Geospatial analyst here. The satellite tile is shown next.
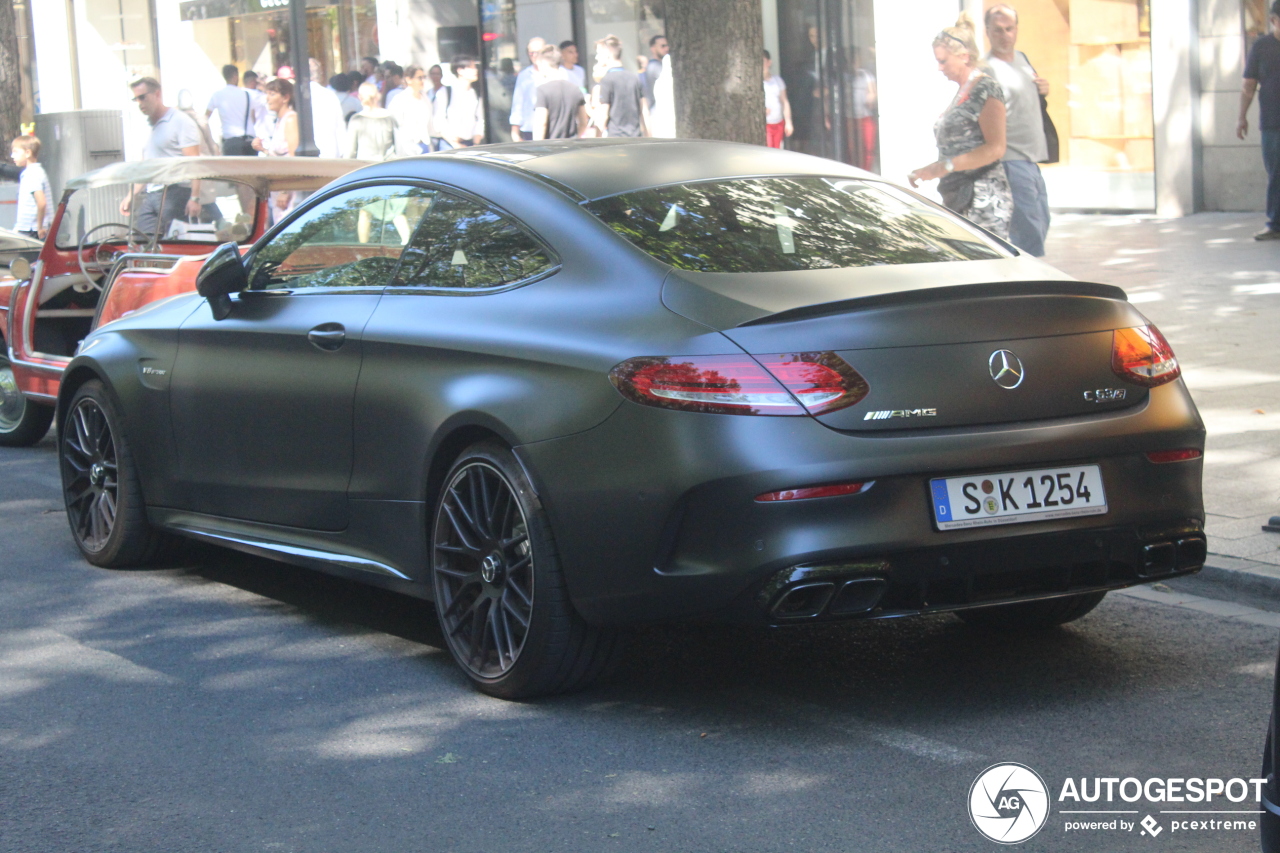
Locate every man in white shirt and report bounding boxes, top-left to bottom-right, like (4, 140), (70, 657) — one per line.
(120, 77), (205, 237)
(509, 37), (547, 140)
(558, 41), (586, 90)
(391, 65), (434, 155)
(985, 4), (1051, 256)
(308, 58), (348, 158)
(205, 64), (266, 156)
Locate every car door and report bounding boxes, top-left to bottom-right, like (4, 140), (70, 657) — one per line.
(169, 183), (436, 529)
(348, 189), (565, 504)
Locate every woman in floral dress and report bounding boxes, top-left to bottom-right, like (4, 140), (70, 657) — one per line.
(909, 13), (1012, 240)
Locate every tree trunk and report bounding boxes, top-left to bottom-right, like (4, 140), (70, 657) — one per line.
(0, 0), (20, 144)
(666, 0), (765, 145)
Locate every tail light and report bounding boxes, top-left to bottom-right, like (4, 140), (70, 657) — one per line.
(756, 481), (875, 502)
(1111, 325), (1181, 388)
(609, 353), (869, 417)
(610, 355), (806, 415)
(1146, 449), (1201, 463)
(753, 352), (870, 414)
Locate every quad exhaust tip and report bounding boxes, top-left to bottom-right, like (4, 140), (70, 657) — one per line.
(769, 577), (888, 620)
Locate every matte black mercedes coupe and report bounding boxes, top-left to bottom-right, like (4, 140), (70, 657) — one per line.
(57, 140), (1206, 697)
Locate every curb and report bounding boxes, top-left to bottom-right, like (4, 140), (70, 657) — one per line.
(1193, 555), (1280, 601)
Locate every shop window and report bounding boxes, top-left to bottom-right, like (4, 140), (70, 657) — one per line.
(988, 0), (1154, 196)
(777, 0), (878, 172)
(581, 0), (665, 79)
(1246, 0), (1270, 49)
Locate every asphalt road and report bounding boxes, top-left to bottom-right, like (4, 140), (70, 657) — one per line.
(1, 432), (1275, 853)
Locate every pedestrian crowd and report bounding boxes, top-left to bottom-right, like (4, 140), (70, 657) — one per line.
(17, 0), (1276, 257)
(189, 30), (672, 170)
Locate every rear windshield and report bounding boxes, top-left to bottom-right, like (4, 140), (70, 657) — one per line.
(585, 177), (1008, 273)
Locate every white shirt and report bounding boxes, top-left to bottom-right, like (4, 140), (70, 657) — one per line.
(509, 65), (537, 132)
(390, 88), (433, 154)
(308, 81), (347, 158)
(446, 83), (484, 141)
(563, 64), (586, 90)
(764, 75), (786, 124)
(206, 85), (264, 138)
(15, 162), (51, 230)
(428, 86), (449, 137)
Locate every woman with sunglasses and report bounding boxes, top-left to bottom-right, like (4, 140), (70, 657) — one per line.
(908, 13), (1011, 240)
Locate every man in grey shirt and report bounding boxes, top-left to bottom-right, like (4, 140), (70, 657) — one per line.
(985, 5), (1050, 256)
(120, 76), (205, 239)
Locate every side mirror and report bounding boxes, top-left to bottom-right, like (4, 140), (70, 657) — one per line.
(196, 242), (247, 321)
(9, 257), (31, 281)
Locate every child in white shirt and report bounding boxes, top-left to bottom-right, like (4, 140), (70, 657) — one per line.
(11, 135), (52, 239)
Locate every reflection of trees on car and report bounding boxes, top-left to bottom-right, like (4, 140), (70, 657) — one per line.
(394, 194), (554, 290)
(252, 187), (435, 290)
(588, 177), (1003, 273)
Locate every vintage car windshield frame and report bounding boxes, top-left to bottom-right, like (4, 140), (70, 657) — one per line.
(54, 178), (261, 252)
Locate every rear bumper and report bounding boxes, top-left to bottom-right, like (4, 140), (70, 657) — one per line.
(518, 381), (1205, 626)
(746, 521), (1204, 624)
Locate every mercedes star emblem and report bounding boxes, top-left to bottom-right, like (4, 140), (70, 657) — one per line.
(988, 350), (1025, 389)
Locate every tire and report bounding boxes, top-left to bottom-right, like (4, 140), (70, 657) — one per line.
(956, 591), (1107, 630)
(431, 441), (621, 699)
(59, 379), (168, 567)
(0, 354), (53, 447)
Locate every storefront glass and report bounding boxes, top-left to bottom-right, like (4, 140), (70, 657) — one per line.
(1001, 0), (1155, 209)
(182, 0), (378, 80)
(1247, 0), (1270, 47)
(480, 0), (519, 143)
(776, 0), (879, 172)
(580, 0), (665, 80)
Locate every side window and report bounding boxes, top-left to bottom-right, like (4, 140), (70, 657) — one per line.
(249, 185), (436, 290)
(393, 192), (555, 290)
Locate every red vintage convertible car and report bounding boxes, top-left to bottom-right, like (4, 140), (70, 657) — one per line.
(0, 157), (367, 445)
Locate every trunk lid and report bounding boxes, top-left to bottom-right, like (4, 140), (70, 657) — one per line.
(662, 264), (1153, 431)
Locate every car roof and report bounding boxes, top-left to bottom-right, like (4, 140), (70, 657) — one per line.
(66, 156), (374, 194)
(430, 139), (876, 201)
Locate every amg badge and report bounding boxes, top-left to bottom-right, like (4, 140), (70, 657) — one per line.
(864, 408), (938, 420)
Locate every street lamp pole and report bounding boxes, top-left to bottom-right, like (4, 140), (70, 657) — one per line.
(289, 0), (319, 156)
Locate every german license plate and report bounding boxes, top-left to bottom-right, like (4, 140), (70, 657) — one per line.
(930, 465), (1107, 530)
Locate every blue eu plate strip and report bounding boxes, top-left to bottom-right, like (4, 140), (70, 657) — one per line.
(930, 479), (952, 522)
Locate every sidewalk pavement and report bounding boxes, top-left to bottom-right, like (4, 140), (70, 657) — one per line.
(1043, 212), (1280, 597)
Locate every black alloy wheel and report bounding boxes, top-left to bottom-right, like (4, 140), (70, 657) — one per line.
(62, 393), (118, 552)
(0, 355), (53, 447)
(59, 380), (167, 567)
(431, 443), (620, 698)
(435, 459), (535, 678)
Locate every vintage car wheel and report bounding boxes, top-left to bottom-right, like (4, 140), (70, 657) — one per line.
(956, 591), (1107, 630)
(59, 380), (167, 567)
(0, 355), (53, 447)
(431, 443), (620, 699)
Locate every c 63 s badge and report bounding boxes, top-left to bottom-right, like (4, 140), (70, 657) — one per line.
(1083, 388), (1127, 403)
(864, 408), (937, 421)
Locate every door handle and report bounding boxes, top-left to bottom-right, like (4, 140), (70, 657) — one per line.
(307, 324), (346, 351)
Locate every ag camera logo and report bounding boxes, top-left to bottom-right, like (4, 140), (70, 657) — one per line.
(969, 763), (1050, 844)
